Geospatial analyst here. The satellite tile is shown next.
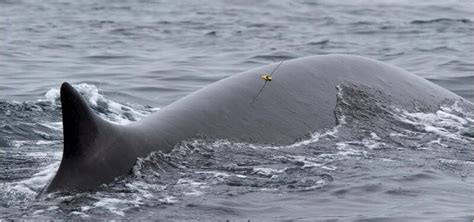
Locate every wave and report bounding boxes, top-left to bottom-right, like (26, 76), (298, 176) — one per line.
(410, 18), (471, 24)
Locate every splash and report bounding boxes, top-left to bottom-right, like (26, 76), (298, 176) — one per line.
(42, 83), (158, 125)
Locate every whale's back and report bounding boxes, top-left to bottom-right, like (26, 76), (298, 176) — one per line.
(142, 55), (463, 146)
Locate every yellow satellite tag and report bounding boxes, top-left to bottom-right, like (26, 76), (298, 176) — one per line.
(261, 75), (272, 81)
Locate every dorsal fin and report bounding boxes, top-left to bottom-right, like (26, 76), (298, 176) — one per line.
(44, 82), (134, 193)
(60, 82), (100, 159)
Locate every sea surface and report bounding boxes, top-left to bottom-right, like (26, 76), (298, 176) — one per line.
(1, 0), (473, 221)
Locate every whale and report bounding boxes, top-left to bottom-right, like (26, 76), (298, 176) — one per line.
(44, 54), (467, 193)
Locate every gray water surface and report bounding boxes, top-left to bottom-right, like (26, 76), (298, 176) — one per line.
(1, 0), (474, 221)
(1, 0), (473, 105)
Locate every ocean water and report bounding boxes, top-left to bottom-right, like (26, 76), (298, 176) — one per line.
(1, 0), (473, 221)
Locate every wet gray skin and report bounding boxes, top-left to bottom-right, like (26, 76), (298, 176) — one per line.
(45, 54), (468, 193)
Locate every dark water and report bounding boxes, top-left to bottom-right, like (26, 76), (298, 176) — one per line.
(1, 0), (474, 221)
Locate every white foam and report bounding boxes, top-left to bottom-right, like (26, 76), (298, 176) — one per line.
(125, 181), (166, 199)
(439, 158), (474, 165)
(427, 138), (448, 147)
(200, 121), (342, 151)
(35, 140), (57, 145)
(176, 178), (206, 186)
(0, 160), (60, 206)
(195, 171), (231, 178)
(370, 132), (381, 140)
(335, 142), (368, 157)
(32, 210), (44, 215)
(81, 206), (92, 212)
(287, 125), (341, 148)
(235, 174), (248, 178)
(47, 206), (59, 211)
(42, 83), (157, 125)
(253, 167), (287, 176)
(299, 179), (329, 191)
(259, 188), (279, 191)
(175, 178), (208, 197)
(11, 161), (60, 194)
(93, 197), (127, 217)
(159, 196), (178, 204)
(75, 84), (147, 124)
(322, 165), (337, 170)
(11, 140), (29, 148)
(43, 88), (60, 105)
(393, 104), (473, 141)
(286, 155), (322, 168)
(70, 211), (90, 217)
(361, 135), (385, 149)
